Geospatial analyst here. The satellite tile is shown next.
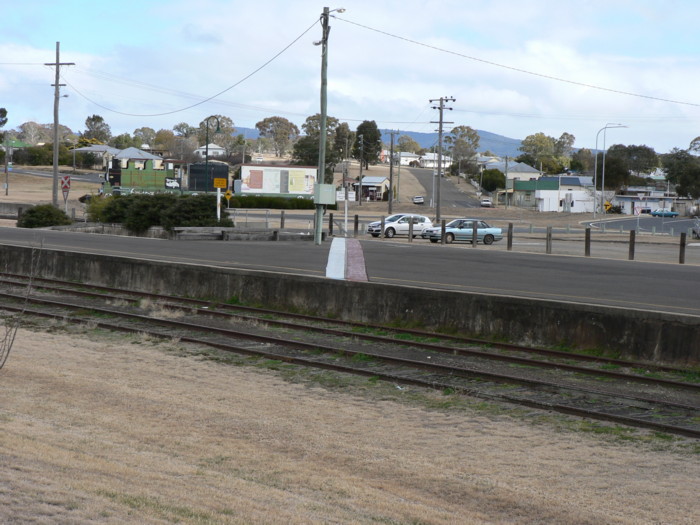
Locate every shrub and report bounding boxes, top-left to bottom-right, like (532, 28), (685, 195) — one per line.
(160, 194), (232, 231)
(16, 204), (73, 228)
(123, 193), (178, 234)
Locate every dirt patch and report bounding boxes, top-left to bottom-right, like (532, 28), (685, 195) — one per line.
(1, 323), (697, 524)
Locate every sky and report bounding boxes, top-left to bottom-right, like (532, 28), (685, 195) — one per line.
(2, 0), (700, 154)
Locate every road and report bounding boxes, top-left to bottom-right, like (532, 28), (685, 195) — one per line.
(0, 227), (698, 317)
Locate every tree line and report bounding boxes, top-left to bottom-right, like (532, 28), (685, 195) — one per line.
(1, 106), (699, 197)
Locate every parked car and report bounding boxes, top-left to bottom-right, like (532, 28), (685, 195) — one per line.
(692, 217), (700, 239)
(412, 195), (425, 205)
(424, 218), (503, 245)
(165, 178), (180, 189)
(480, 198), (493, 208)
(367, 213), (432, 238)
(650, 209), (679, 217)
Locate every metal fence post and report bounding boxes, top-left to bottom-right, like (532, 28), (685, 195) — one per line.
(679, 232), (687, 264)
(280, 210), (285, 229)
(585, 227), (591, 257)
(507, 223), (513, 251)
(353, 214), (359, 238)
(546, 226), (552, 254)
(628, 230), (636, 260)
(328, 212), (333, 236)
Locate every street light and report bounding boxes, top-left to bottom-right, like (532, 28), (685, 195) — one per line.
(204, 115), (221, 192)
(593, 123), (626, 217)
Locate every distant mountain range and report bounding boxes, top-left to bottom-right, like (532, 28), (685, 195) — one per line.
(378, 129), (523, 158)
(236, 127), (524, 158)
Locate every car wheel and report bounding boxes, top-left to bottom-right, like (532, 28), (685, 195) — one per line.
(483, 234), (494, 245)
(445, 233), (455, 244)
(385, 228), (396, 238)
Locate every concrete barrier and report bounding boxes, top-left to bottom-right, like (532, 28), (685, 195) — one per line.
(0, 244), (697, 366)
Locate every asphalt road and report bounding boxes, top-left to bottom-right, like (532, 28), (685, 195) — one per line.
(0, 227), (698, 317)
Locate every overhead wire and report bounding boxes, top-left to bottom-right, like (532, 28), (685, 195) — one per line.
(61, 17), (320, 117)
(335, 16), (700, 109)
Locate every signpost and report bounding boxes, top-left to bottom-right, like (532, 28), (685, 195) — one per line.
(213, 178), (227, 221)
(60, 175), (70, 213)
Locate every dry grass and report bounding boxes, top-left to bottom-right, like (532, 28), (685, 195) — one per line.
(1, 325), (698, 524)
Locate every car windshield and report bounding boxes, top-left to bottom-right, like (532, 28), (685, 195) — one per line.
(385, 214), (405, 223)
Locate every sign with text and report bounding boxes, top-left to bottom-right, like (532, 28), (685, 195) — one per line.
(213, 177), (227, 189)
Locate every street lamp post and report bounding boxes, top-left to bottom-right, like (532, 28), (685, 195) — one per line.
(204, 116), (221, 193)
(593, 123), (626, 217)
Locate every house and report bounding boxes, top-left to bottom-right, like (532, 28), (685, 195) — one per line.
(510, 175), (595, 213)
(397, 152), (421, 166)
(418, 152), (452, 169)
(353, 175), (390, 201)
(194, 143), (226, 158)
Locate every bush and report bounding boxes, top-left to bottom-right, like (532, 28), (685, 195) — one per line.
(160, 194), (232, 231)
(123, 193), (178, 234)
(17, 204), (73, 228)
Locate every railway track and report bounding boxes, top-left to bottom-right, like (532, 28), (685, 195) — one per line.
(1, 273), (699, 438)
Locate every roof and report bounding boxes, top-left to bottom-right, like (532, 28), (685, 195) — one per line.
(357, 176), (389, 185)
(114, 147), (163, 160)
(72, 144), (121, 154)
(488, 161), (540, 174)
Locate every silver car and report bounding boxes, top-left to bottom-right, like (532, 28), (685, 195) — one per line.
(424, 218), (503, 245)
(367, 214), (433, 238)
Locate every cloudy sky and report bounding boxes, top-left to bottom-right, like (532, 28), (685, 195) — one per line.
(2, 0), (699, 153)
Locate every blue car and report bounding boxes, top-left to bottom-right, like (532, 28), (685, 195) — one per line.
(650, 209), (679, 217)
(425, 219), (503, 245)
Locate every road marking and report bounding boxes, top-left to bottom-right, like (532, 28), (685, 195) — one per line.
(326, 238), (346, 280)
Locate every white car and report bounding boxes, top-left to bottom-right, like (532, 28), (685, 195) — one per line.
(412, 195), (425, 205)
(165, 178), (180, 189)
(367, 214), (433, 238)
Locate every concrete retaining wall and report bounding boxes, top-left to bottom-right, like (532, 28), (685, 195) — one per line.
(0, 244), (697, 365)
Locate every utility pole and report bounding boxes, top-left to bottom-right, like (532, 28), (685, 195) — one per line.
(357, 133), (364, 206)
(388, 130), (398, 214)
(44, 42), (74, 208)
(430, 97), (454, 223)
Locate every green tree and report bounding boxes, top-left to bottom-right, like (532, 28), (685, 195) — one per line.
(255, 116), (299, 157)
(662, 148), (700, 198)
(301, 113), (339, 137)
(606, 144), (658, 176)
(0, 108), (7, 130)
(173, 122), (197, 138)
(332, 122), (354, 161)
(570, 148), (594, 173)
(154, 129), (176, 153)
(111, 133), (137, 149)
(397, 135), (420, 153)
(554, 132), (576, 157)
(596, 154), (629, 190)
(480, 168), (505, 192)
(83, 115), (111, 143)
(352, 120), (382, 169)
(133, 127), (156, 148)
(444, 125), (480, 162)
(18, 121), (45, 145)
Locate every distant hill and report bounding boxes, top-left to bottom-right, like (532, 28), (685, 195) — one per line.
(379, 129), (523, 158)
(236, 126), (523, 158)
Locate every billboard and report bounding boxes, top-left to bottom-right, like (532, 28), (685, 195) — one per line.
(240, 164), (317, 196)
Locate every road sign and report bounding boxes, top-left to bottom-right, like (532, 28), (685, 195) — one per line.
(604, 201), (612, 211)
(224, 190), (232, 201)
(61, 175), (71, 203)
(213, 177), (227, 189)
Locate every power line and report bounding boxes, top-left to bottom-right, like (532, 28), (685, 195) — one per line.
(336, 16), (700, 109)
(62, 18), (319, 117)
